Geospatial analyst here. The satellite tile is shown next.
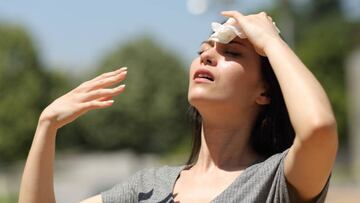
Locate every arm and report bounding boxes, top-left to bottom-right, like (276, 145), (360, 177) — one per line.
(264, 37), (337, 200)
(19, 67), (128, 203)
(222, 11), (338, 200)
(18, 119), (57, 203)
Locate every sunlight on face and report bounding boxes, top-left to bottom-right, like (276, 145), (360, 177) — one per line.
(187, 37), (266, 115)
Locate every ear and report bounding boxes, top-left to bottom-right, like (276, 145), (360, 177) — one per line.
(256, 91), (271, 105)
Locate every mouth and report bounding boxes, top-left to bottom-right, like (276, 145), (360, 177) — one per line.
(193, 69), (215, 82)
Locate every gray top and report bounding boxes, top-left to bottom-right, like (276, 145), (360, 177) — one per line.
(101, 149), (329, 203)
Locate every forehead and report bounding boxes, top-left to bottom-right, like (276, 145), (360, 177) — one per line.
(201, 37), (253, 49)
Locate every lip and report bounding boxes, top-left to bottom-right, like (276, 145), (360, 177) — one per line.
(193, 68), (215, 83)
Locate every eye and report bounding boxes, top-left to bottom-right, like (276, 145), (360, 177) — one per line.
(197, 50), (204, 55)
(224, 51), (242, 57)
(197, 48), (209, 56)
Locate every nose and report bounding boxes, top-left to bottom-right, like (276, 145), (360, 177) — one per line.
(200, 48), (218, 66)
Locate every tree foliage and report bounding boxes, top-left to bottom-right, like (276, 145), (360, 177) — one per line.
(270, 0), (357, 146)
(75, 36), (191, 154)
(293, 0), (355, 145)
(0, 24), (50, 162)
(0, 0), (358, 162)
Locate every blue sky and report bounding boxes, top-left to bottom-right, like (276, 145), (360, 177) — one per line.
(0, 0), (358, 73)
(0, 0), (274, 73)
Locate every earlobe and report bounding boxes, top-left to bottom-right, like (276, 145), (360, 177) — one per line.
(256, 92), (271, 105)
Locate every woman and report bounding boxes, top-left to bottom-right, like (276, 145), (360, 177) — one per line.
(19, 11), (338, 203)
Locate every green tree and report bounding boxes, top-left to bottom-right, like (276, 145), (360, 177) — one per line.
(292, 0), (356, 147)
(77, 36), (191, 154)
(270, 0), (357, 147)
(0, 24), (50, 162)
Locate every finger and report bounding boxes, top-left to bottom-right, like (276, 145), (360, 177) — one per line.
(97, 95), (113, 102)
(89, 67), (127, 83)
(81, 100), (115, 112)
(259, 11), (267, 17)
(86, 71), (127, 91)
(221, 10), (245, 21)
(77, 67), (127, 91)
(82, 84), (126, 102)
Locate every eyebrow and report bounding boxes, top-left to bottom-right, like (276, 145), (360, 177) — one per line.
(200, 40), (214, 46)
(200, 39), (247, 48)
(228, 40), (248, 48)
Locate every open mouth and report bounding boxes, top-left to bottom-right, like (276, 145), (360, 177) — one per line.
(194, 69), (215, 82)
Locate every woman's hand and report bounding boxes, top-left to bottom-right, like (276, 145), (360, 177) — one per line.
(221, 10), (282, 56)
(40, 67), (127, 130)
(20, 68), (127, 203)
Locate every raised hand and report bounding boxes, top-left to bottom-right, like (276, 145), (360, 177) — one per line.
(221, 11), (282, 56)
(40, 67), (127, 130)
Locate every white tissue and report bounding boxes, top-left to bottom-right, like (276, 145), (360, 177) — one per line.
(209, 17), (281, 44)
(209, 18), (246, 44)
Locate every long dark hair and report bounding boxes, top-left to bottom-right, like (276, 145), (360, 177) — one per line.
(186, 56), (295, 165)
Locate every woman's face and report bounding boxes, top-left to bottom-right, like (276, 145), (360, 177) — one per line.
(188, 37), (269, 113)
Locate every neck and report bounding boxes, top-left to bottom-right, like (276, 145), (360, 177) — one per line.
(191, 109), (261, 174)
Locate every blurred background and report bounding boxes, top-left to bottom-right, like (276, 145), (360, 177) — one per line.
(0, 0), (359, 202)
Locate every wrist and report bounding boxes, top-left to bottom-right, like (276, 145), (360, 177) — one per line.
(33, 117), (58, 143)
(38, 113), (59, 132)
(263, 36), (288, 56)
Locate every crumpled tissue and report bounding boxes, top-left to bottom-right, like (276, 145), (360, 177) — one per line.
(209, 17), (280, 44)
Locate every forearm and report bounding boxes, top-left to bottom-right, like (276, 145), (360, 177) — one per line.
(17, 68), (126, 203)
(264, 38), (337, 139)
(19, 118), (57, 203)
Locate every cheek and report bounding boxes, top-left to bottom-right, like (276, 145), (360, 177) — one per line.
(188, 58), (199, 79)
(218, 61), (260, 99)
(218, 61), (245, 86)
(187, 58), (198, 95)
(192, 56), (200, 66)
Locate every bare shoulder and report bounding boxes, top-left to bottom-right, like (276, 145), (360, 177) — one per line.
(79, 194), (102, 203)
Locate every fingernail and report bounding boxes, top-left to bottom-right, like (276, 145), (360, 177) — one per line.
(118, 84), (126, 88)
(116, 67), (127, 71)
(121, 71), (127, 75)
(107, 100), (114, 103)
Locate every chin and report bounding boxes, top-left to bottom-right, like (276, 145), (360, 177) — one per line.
(188, 86), (207, 103)
(188, 90), (222, 110)
(188, 92), (204, 108)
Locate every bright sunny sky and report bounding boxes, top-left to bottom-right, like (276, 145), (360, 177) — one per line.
(0, 0), (358, 73)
